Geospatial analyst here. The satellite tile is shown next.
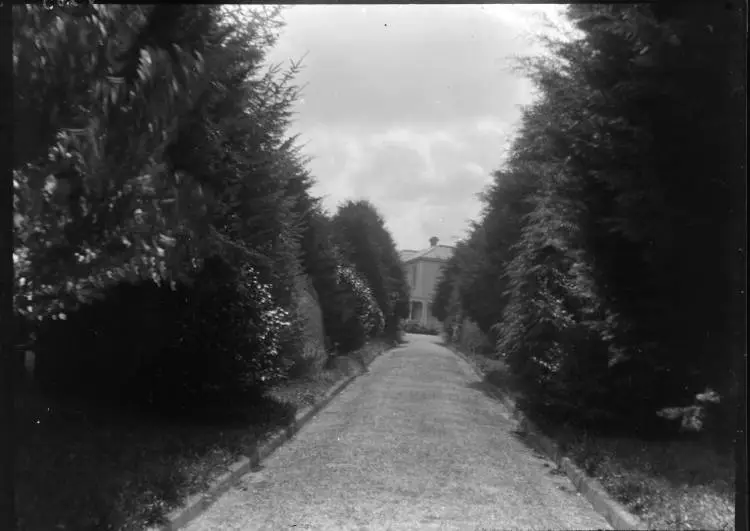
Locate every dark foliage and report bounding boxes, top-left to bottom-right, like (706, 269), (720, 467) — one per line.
(34, 256), (288, 414)
(332, 200), (410, 341)
(402, 321), (440, 336)
(440, 4), (744, 444)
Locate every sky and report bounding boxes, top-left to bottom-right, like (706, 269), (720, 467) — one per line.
(265, 4), (571, 251)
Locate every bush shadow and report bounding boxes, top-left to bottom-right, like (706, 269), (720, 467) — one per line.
(15, 385), (297, 531)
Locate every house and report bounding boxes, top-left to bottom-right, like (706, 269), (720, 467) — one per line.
(399, 236), (454, 330)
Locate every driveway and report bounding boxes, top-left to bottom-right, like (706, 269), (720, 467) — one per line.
(184, 334), (611, 530)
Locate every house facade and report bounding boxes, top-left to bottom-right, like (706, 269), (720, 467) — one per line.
(399, 236), (454, 330)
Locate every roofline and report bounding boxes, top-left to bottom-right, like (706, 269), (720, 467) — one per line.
(402, 254), (453, 265)
(403, 256), (450, 263)
(399, 245), (455, 253)
(399, 244), (455, 264)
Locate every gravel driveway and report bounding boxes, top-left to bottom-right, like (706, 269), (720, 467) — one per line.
(184, 334), (611, 530)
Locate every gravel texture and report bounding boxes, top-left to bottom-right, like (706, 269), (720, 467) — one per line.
(183, 334), (611, 530)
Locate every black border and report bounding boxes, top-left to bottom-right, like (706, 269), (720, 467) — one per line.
(0, 2), (15, 530)
(0, 4), (746, 531)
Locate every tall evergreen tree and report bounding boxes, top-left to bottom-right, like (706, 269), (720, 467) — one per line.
(442, 3), (744, 440)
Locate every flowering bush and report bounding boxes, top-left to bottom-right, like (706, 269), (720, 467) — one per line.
(336, 265), (384, 338)
(34, 255), (290, 412)
(241, 264), (292, 384)
(141, 256), (291, 407)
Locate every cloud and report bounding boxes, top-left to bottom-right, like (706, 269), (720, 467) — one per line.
(265, 5), (561, 249)
(270, 5), (542, 129)
(302, 119), (509, 249)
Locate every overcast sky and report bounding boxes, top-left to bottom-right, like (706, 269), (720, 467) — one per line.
(265, 4), (570, 251)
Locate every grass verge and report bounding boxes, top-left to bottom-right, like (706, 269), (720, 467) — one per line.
(15, 340), (389, 531)
(444, 338), (735, 531)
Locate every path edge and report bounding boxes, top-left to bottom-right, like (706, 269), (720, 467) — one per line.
(149, 342), (393, 531)
(443, 339), (647, 531)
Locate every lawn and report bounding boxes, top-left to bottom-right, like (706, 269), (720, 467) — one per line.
(446, 340), (736, 531)
(14, 341), (388, 531)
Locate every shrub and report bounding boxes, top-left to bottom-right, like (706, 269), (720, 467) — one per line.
(402, 320), (440, 336)
(336, 265), (384, 337)
(318, 265), (385, 354)
(34, 255), (290, 414)
(331, 200), (409, 341)
(161, 256), (291, 400)
(280, 274), (328, 380)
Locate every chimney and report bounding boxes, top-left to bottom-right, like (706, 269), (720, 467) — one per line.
(429, 236), (439, 247)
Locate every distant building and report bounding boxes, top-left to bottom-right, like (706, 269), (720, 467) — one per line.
(399, 236), (454, 329)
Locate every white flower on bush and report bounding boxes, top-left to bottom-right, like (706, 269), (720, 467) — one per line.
(239, 264), (290, 378)
(336, 266), (384, 336)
